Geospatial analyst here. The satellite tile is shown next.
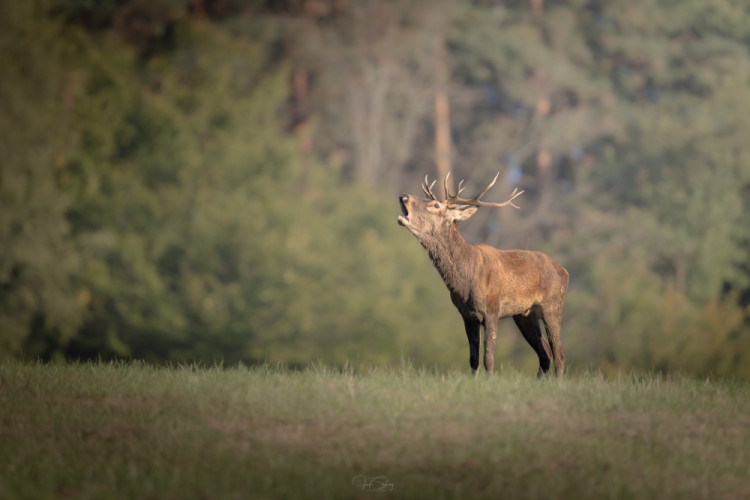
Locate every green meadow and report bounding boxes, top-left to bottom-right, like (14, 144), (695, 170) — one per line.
(1, 362), (749, 499)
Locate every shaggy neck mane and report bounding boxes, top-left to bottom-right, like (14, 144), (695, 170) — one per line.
(418, 222), (477, 300)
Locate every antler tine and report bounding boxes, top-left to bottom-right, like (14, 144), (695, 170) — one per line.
(422, 175), (438, 200)
(444, 171), (468, 200)
(474, 171), (500, 200)
(490, 186), (524, 209)
(444, 171), (453, 199)
(428, 179), (437, 199)
(457, 178), (466, 196)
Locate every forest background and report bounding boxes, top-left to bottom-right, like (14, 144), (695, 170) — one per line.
(3, 0), (750, 378)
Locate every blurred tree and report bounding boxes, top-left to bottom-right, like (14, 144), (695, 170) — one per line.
(446, 1), (617, 251)
(555, 0), (750, 376)
(48, 9), (463, 367)
(0, 2), (82, 359)
(282, 0), (455, 187)
(56, 17), (296, 361)
(586, 0), (750, 302)
(3, 0), (750, 376)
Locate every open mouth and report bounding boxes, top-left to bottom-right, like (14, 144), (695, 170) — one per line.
(397, 196), (409, 226)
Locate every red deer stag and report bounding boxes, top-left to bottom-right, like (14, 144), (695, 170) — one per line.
(397, 173), (568, 377)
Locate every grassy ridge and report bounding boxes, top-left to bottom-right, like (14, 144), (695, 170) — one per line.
(1, 363), (749, 499)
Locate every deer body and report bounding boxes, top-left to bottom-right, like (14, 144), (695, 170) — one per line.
(398, 174), (568, 377)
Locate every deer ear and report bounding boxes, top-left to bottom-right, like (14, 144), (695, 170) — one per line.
(448, 205), (478, 222)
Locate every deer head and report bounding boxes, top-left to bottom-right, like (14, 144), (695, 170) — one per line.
(397, 172), (523, 240)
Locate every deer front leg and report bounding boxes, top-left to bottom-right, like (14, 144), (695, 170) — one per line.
(463, 316), (480, 373)
(483, 319), (498, 374)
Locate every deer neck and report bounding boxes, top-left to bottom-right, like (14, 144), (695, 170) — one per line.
(421, 223), (476, 299)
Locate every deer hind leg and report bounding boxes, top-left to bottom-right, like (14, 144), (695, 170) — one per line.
(513, 313), (551, 378)
(483, 319), (498, 374)
(462, 316), (481, 374)
(541, 308), (566, 378)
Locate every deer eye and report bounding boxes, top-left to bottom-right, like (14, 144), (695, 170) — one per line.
(433, 203), (439, 209)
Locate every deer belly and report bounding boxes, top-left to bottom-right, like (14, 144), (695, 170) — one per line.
(492, 287), (543, 318)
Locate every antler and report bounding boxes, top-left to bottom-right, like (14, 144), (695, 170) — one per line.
(422, 175), (438, 200)
(444, 171), (524, 209)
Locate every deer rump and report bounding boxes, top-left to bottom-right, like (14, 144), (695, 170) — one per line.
(398, 173), (568, 378)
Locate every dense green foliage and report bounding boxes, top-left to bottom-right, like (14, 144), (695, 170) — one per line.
(1, 0), (750, 376)
(2, 362), (750, 499)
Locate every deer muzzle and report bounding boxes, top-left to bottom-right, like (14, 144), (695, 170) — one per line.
(397, 194), (410, 226)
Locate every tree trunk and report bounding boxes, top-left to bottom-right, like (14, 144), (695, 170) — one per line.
(434, 41), (452, 196)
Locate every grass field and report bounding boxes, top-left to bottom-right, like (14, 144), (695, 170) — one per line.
(1, 362), (749, 499)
